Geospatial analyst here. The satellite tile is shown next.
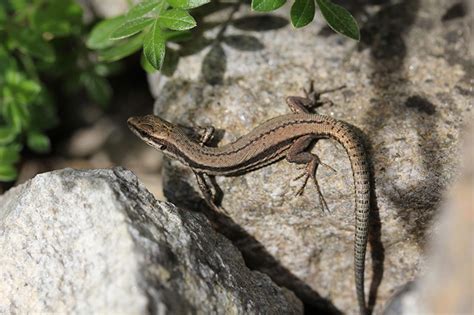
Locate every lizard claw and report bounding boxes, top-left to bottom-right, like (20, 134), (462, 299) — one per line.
(293, 171), (307, 181)
(321, 161), (337, 173)
(292, 160), (331, 213)
(293, 170), (310, 196)
(303, 82), (346, 109)
(312, 154), (337, 174)
(312, 175), (331, 214)
(303, 80), (315, 99)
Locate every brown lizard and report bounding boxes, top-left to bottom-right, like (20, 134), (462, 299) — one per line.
(128, 86), (371, 315)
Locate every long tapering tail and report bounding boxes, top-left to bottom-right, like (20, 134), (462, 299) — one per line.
(328, 120), (370, 315)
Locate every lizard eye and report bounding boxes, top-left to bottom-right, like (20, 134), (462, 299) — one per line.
(159, 145), (167, 150)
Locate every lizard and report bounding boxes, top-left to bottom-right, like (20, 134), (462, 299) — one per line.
(127, 85), (371, 315)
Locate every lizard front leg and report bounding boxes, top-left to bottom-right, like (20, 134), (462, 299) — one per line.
(195, 126), (215, 146)
(191, 126), (227, 214)
(178, 124), (216, 146)
(287, 135), (335, 213)
(194, 171), (228, 215)
(285, 81), (345, 114)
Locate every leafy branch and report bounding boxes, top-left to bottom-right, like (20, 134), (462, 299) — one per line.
(87, 0), (360, 71)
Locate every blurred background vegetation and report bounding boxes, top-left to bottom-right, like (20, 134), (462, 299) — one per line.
(0, 0), (118, 182)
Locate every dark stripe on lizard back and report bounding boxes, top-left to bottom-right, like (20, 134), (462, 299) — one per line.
(127, 111), (371, 315)
(183, 138), (296, 175)
(189, 116), (329, 158)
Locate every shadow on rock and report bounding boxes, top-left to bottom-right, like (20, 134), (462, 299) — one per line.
(357, 0), (448, 245)
(168, 3), (282, 85)
(357, 128), (385, 315)
(165, 180), (343, 314)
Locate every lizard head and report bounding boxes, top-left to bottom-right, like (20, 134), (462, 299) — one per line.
(127, 115), (181, 154)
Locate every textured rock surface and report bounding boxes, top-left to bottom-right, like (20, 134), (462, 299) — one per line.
(0, 168), (302, 314)
(383, 125), (473, 314)
(413, 124), (473, 313)
(147, 1), (473, 313)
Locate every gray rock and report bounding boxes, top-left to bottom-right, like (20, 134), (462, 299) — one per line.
(414, 124), (473, 313)
(0, 168), (302, 314)
(146, 1), (472, 313)
(78, 0), (137, 18)
(382, 281), (419, 315)
(383, 124), (474, 314)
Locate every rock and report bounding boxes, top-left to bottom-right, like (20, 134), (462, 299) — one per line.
(78, 0), (136, 18)
(415, 131), (473, 313)
(382, 281), (418, 315)
(146, 1), (472, 313)
(0, 168), (302, 314)
(383, 124), (474, 314)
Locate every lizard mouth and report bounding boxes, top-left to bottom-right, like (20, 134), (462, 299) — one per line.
(127, 116), (168, 152)
(127, 117), (147, 138)
(127, 116), (141, 131)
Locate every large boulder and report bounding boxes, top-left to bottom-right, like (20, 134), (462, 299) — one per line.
(0, 168), (302, 314)
(147, 1), (472, 313)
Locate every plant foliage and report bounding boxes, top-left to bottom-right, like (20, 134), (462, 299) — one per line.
(0, 0), (359, 182)
(0, 0), (113, 182)
(88, 0), (359, 72)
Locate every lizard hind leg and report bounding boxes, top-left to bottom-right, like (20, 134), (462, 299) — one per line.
(292, 158), (331, 213)
(287, 135), (335, 213)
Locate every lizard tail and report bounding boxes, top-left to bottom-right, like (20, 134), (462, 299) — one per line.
(329, 120), (370, 315)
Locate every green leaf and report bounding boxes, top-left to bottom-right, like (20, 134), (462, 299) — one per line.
(110, 17), (155, 40)
(143, 20), (166, 70)
(4, 70), (41, 105)
(140, 52), (157, 73)
(159, 9), (196, 30)
(27, 131), (50, 153)
(109, 0), (164, 40)
(87, 15), (127, 50)
(18, 79), (41, 96)
(154, 0), (170, 14)
(3, 102), (29, 132)
(251, 0), (286, 12)
(0, 163), (18, 182)
(166, 0), (210, 10)
(0, 144), (21, 164)
(3, 71), (41, 132)
(0, 126), (18, 145)
(291, 0), (315, 28)
(80, 72), (112, 107)
(126, 0), (162, 20)
(316, 0), (360, 40)
(98, 33), (144, 62)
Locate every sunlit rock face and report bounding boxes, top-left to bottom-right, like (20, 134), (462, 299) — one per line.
(0, 168), (302, 314)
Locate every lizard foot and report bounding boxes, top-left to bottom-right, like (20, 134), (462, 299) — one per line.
(303, 80), (346, 110)
(179, 124), (216, 146)
(293, 158), (334, 213)
(194, 172), (230, 215)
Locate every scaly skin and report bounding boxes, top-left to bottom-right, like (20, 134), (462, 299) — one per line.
(128, 102), (370, 314)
